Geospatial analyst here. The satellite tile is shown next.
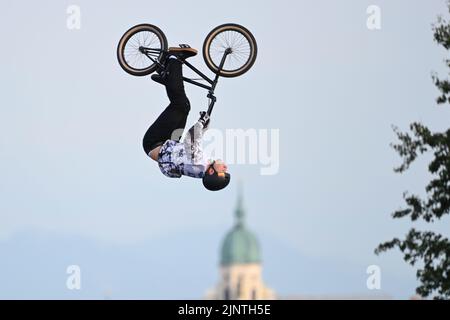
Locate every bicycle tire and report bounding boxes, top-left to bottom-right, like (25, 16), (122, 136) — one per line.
(117, 24), (168, 76)
(202, 23), (257, 78)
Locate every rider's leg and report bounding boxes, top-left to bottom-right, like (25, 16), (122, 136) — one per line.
(142, 58), (190, 156)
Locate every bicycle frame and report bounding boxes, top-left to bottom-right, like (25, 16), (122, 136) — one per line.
(140, 47), (231, 116)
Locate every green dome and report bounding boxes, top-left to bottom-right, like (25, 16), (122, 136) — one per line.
(220, 191), (261, 266)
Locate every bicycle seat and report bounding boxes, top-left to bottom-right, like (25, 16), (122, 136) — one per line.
(168, 45), (198, 59)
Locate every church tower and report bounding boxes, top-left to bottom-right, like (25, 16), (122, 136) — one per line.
(206, 190), (275, 300)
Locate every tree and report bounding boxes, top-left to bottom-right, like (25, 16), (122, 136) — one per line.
(375, 3), (450, 299)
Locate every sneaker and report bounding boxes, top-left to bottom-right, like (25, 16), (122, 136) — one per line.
(151, 73), (167, 85)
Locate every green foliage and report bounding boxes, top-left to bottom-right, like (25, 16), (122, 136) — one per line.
(375, 3), (450, 299)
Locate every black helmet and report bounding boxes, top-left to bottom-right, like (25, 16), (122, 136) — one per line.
(202, 161), (231, 191)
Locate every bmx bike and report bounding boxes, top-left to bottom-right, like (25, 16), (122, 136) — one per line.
(117, 23), (257, 116)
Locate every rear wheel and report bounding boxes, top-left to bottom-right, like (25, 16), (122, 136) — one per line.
(117, 24), (168, 76)
(203, 23), (257, 78)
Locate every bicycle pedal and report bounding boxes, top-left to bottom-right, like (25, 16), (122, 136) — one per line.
(179, 44), (191, 48)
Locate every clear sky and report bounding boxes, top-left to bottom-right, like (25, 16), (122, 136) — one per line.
(1, 0), (450, 299)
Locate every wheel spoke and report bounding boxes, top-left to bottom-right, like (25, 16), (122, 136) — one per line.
(233, 35), (247, 50)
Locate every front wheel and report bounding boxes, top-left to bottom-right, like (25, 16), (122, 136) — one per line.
(117, 24), (168, 76)
(203, 23), (258, 78)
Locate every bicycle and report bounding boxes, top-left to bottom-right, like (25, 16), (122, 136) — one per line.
(117, 23), (257, 116)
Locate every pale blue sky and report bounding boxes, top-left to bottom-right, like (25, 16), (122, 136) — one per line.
(1, 0), (450, 299)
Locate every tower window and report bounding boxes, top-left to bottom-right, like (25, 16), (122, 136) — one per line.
(237, 277), (242, 298)
(224, 287), (230, 300)
(251, 288), (257, 300)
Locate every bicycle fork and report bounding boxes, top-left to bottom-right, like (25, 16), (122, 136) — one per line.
(204, 48), (232, 117)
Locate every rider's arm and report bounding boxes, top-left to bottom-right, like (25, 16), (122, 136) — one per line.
(183, 120), (206, 164)
(180, 120), (208, 178)
(180, 112), (210, 178)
